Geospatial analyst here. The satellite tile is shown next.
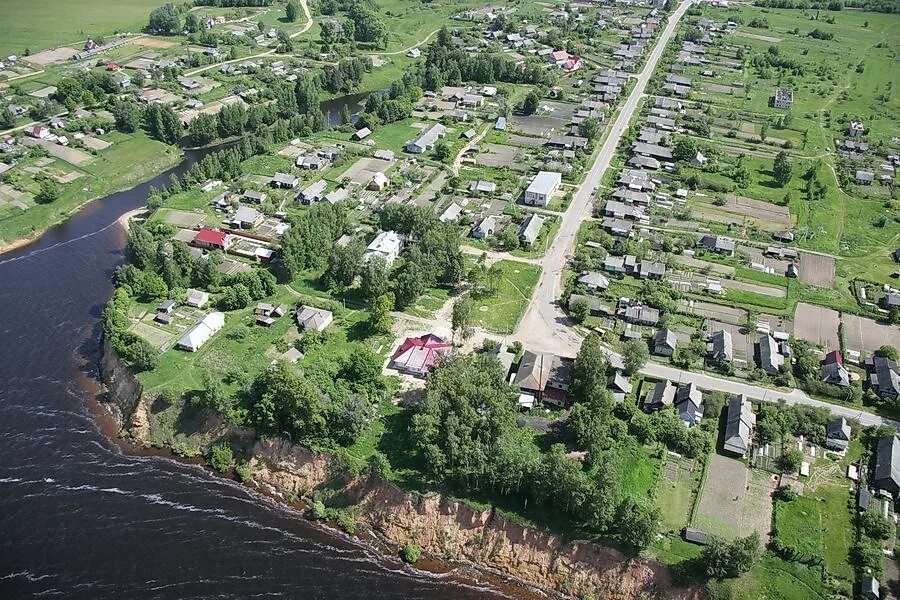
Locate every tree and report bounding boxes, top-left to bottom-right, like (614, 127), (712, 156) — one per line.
(248, 361), (326, 442)
(622, 339), (649, 375)
(616, 498), (659, 553)
(207, 443), (233, 473)
(432, 140), (452, 163)
(451, 297), (474, 343)
(393, 262), (427, 309)
(148, 3), (182, 34)
(277, 29), (294, 53)
(579, 117), (601, 141)
(322, 242), (363, 291)
(571, 333), (608, 401)
(875, 345), (898, 361)
(367, 292), (394, 335)
(522, 90), (540, 115)
(859, 510), (893, 541)
(700, 533), (760, 579)
(286, 0), (301, 22)
(184, 12), (200, 33)
(673, 137), (698, 162)
(125, 224), (157, 270)
(35, 179), (61, 204)
(218, 283), (252, 310)
(360, 254), (390, 303)
(339, 345), (384, 396)
(777, 448), (803, 472)
(124, 337), (159, 372)
(112, 100), (141, 133)
(401, 543), (421, 563)
(570, 296), (591, 324)
(773, 151), (792, 186)
(188, 112), (218, 147)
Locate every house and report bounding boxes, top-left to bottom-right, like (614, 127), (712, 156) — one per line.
(697, 235), (735, 256)
(866, 356), (900, 400)
(256, 302), (288, 326)
(825, 417), (851, 451)
(406, 123), (446, 153)
(652, 328), (677, 356)
(757, 334), (784, 375)
(353, 127), (371, 140)
(873, 435), (900, 495)
(469, 180), (497, 195)
(297, 179), (327, 204)
(607, 372), (633, 402)
(859, 575), (880, 600)
(324, 187), (349, 205)
(406, 48), (421, 58)
(494, 116), (507, 131)
(517, 214), (545, 246)
(708, 330), (733, 364)
(821, 350), (850, 387)
(472, 215), (498, 239)
(568, 294), (610, 316)
(191, 228), (230, 251)
(391, 333), (452, 376)
(683, 528), (709, 545)
(848, 121), (864, 138)
(773, 88), (793, 109)
(638, 260), (666, 280)
(232, 206), (264, 229)
(157, 299), (177, 314)
(723, 394), (755, 456)
(374, 149), (395, 161)
(364, 231), (403, 266)
(601, 217), (633, 238)
(29, 125), (49, 139)
(459, 94), (484, 108)
(241, 189), (267, 204)
(513, 350), (573, 406)
(855, 170), (875, 185)
(577, 271), (609, 291)
(675, 383), (704, 427)
(644, 380), (676, 412)
(623, 303), (660, 326)
(296, 155), (323, 170)
(439, 202), (462, 222)
(523, 171), (562, 206)
(368, 172), (390, 191)
(176, 312), (225, 351)
(185, 289), (209, 308)
(113, 73), (132, 88)
(271, 172), (299, 189)
(295, 305), (334, 331)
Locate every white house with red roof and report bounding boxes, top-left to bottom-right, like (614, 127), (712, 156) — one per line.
(29, 125), (49, 139)
(548, 50), (582, 73)
(191, 228), (231, 251)
(391, 333), (452, 377)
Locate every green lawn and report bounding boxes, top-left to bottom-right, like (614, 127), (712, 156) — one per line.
(774, 496), (824, 559)
(621, 443), (661, 499)
(1, 0), (163, 58)
(468, 260), (541, 334)
(656, 456), (702, 532)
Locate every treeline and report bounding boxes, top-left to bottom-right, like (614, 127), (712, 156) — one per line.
(754, 0), (899, 11)
(320, 57), (369, 94)
(410, 335), (714, 553)
(194, 0), (274, 6)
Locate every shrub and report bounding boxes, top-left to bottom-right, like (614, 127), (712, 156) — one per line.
(402, 543), (422, 564)
(207, 443), (233, 473)
(235, 462), (253, 483)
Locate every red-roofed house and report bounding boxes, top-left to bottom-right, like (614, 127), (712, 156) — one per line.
(106, 62), (119, 71)
(191, 228), (230, 251)
(824, 350), (843, 365)
(391, 333), (452, 376)
(548, 50), (581, 73)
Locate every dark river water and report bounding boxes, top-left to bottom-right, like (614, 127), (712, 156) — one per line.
(0, 148), (506, 599)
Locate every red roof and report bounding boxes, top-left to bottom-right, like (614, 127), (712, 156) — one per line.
(824, 350), (843, 365)
(193, 228), (227, 247)
(392, 334), (452, 374)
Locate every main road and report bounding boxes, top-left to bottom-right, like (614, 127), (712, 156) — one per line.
(510, 0), (897, 429)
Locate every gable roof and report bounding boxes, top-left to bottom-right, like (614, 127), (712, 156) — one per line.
(874, 435), (900, 492)
(723, 394), (755, 455)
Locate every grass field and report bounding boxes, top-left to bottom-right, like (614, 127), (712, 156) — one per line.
(0, 0), (162, 58)
(656, 455), (702, 532)
(469, 259), (541, 334)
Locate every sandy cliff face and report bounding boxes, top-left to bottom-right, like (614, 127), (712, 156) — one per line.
(249, 438), (699, 600)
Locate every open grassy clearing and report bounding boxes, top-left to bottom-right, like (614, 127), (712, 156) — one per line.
(468, 259), (541, 334)
(0, 0), (162, 58)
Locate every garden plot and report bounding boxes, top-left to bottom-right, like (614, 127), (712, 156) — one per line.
(679, 299), (745, 324)
(24, 47), (79, 65)
(506, 134), (547, 148)
(29, 85), (57, 98)
(340, 157), (392, 186)
(797, 252), (835, 288)
(161, 209), (206, 228)
(733, 31), (783, 43)
(673, 254), (736, 276)
(82, 136), (111, 151)
(476, 144), (522, 168)
(693, 454), (749, 539)
(707, 320), (752, 366)
(701, 195), (791, 227)
(722, 278), (786, 298)
(793, 303), (840, 352)
(657, 455), (700, 532)
(842, 314), (900, 357)
(21, 138), (93, 165)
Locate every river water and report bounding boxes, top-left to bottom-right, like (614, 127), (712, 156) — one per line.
(0, 149), (504, 599)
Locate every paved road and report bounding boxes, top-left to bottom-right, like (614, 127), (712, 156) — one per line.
(506, 0), (899, 429)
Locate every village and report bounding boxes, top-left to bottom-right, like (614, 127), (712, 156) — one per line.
(2, 0), (899, 599)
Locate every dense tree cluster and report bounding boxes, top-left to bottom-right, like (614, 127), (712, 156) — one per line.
(279, 202), (348, 280)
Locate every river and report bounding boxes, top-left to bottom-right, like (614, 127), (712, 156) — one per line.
(0, 148), (503, 599)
